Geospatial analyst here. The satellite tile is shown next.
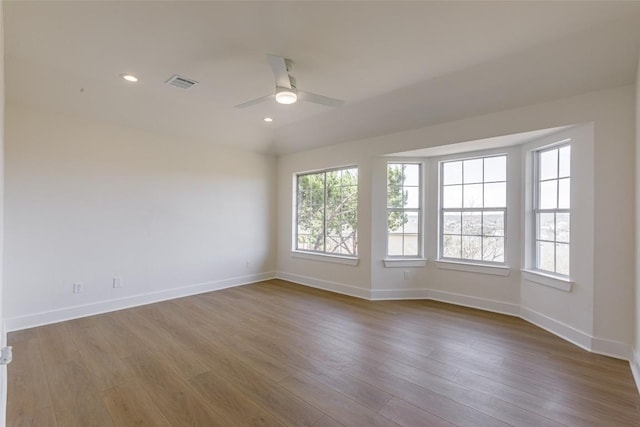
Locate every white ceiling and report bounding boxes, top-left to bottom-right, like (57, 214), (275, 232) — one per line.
(5, 1), (640, 155)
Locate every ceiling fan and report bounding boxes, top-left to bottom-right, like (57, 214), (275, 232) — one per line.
(234, 55), (344, 109)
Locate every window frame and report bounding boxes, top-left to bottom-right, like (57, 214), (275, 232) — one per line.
(293, 165), (358, 258)
(438, 153), (508, 266)
(532, 141), (571, 277)
(386, 162), (423, 259)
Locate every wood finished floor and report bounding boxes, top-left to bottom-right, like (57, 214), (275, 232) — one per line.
(7, 279), (640, 426)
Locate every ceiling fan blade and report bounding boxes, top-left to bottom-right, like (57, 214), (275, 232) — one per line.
(234, 94), (274, 109)
(298, 90), (344, 107)
(267, 54), (292, 89)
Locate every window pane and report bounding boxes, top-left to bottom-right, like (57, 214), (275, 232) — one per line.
(463, 159), (483, 184)
(443, 235), (461, 258)
(405, 187), (420, 209)
(387, 234), (403, 256)
(326, 235), (340, 253)
(462, 236), (482, 260)
(403, 235), (419, 256)
(559, 145), (571, 178)
(387, 164), (402, 186)
(404, 212), (419, 233)
(463, 183), (483, 208)
(483, 237), (504, 263)
(538, 212), (555, 241)
(558, 178), (570, 209)
(443, 161), (462, 185)
(443, 185), (462, 208)
(387, 185), (403, 208)
(462, 212), (482, 235)
(556, 243), (570, 275)
(443, 212), (462, 234)
(540, 149), (558, 180)
(296, 167), (357, 256)
(556, 213), (570, 243)
(537, 241), (555, 272)
(388, 211), (406, 233)
(483, 211), (504, 236)
(539, 180), (558, 209)
(404, 164), (420, 186)
(484, 182), (506, 208)
(484, 156), (506, 182)
(343, 168), (358, 184)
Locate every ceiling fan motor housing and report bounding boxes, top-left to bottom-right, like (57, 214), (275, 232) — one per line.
(275, 85), (298, 104)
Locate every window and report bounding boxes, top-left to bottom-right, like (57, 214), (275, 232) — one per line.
(295, 166), (358, 256)
(440, 155), (506, 263)
(534, 144), (570, 276)
(387, 163), (421, 257)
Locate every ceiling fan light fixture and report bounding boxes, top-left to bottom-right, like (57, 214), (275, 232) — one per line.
(275, 87), (297, 105)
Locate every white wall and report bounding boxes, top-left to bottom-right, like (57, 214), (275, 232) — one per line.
(633, 54), (640, 388)
(3, 104), (277, 329)
(277, 85), (635, 359)
(0, 1), (6, 424)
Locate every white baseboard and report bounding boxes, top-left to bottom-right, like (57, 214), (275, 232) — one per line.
(631, 350), (640, 395)
(520, 306), (592, 352)
(5, 271), (276, 332)
(276, 272), (371, 299)
(370, 288), (430, 300)
(428, 289), (521, 316)
(591, 336), (632, 360)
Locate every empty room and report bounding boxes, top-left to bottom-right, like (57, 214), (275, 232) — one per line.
(2, 1), (640, 425)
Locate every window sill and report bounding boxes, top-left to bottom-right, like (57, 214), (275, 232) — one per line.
(383, 258), (427, 268)
(435, 260), (511, 276)
(521, 269), (572, 292)
(291, 251), (359, 266)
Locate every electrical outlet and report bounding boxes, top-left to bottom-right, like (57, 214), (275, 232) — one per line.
(403, 271), (409, 280)
(113, 276), (123, 288)
(73, 283), (83, 294)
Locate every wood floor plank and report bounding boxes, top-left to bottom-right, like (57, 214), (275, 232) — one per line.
(189, 370), (289, 427)
(342, 362), (511, 427)
(102, 380), (172, 427)
(379, 398), (455, 427)
(69, 327), (132, 391)
(7, 279), (640, 426)
(187, 341), (325, 426)
(377, 358), (564, 426)
(7, 339), (52, 421)
(9, 406), (57, 427)
(45, 360), (113, 427)
(311, 415), (345, 427)
(278, 373), (401, 427)
(122, 355), (224, 426)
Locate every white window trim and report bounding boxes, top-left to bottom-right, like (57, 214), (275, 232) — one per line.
(437, 153), (508, 266)
(383, 258), (427, 268)
(522, 269), (572, 292)
(386, 161), (424, 259)
(436, 260), (511, 276)
(293, 165), (359, 258)
(292, 250), (359, 266)
(531, 140), (571, 278)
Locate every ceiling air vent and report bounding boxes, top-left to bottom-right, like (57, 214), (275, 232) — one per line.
(165, 75), (198, 90)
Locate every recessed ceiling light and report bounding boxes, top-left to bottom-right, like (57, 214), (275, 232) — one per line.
(121, 74), (138, 83)
(264, 117), (273, 122)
